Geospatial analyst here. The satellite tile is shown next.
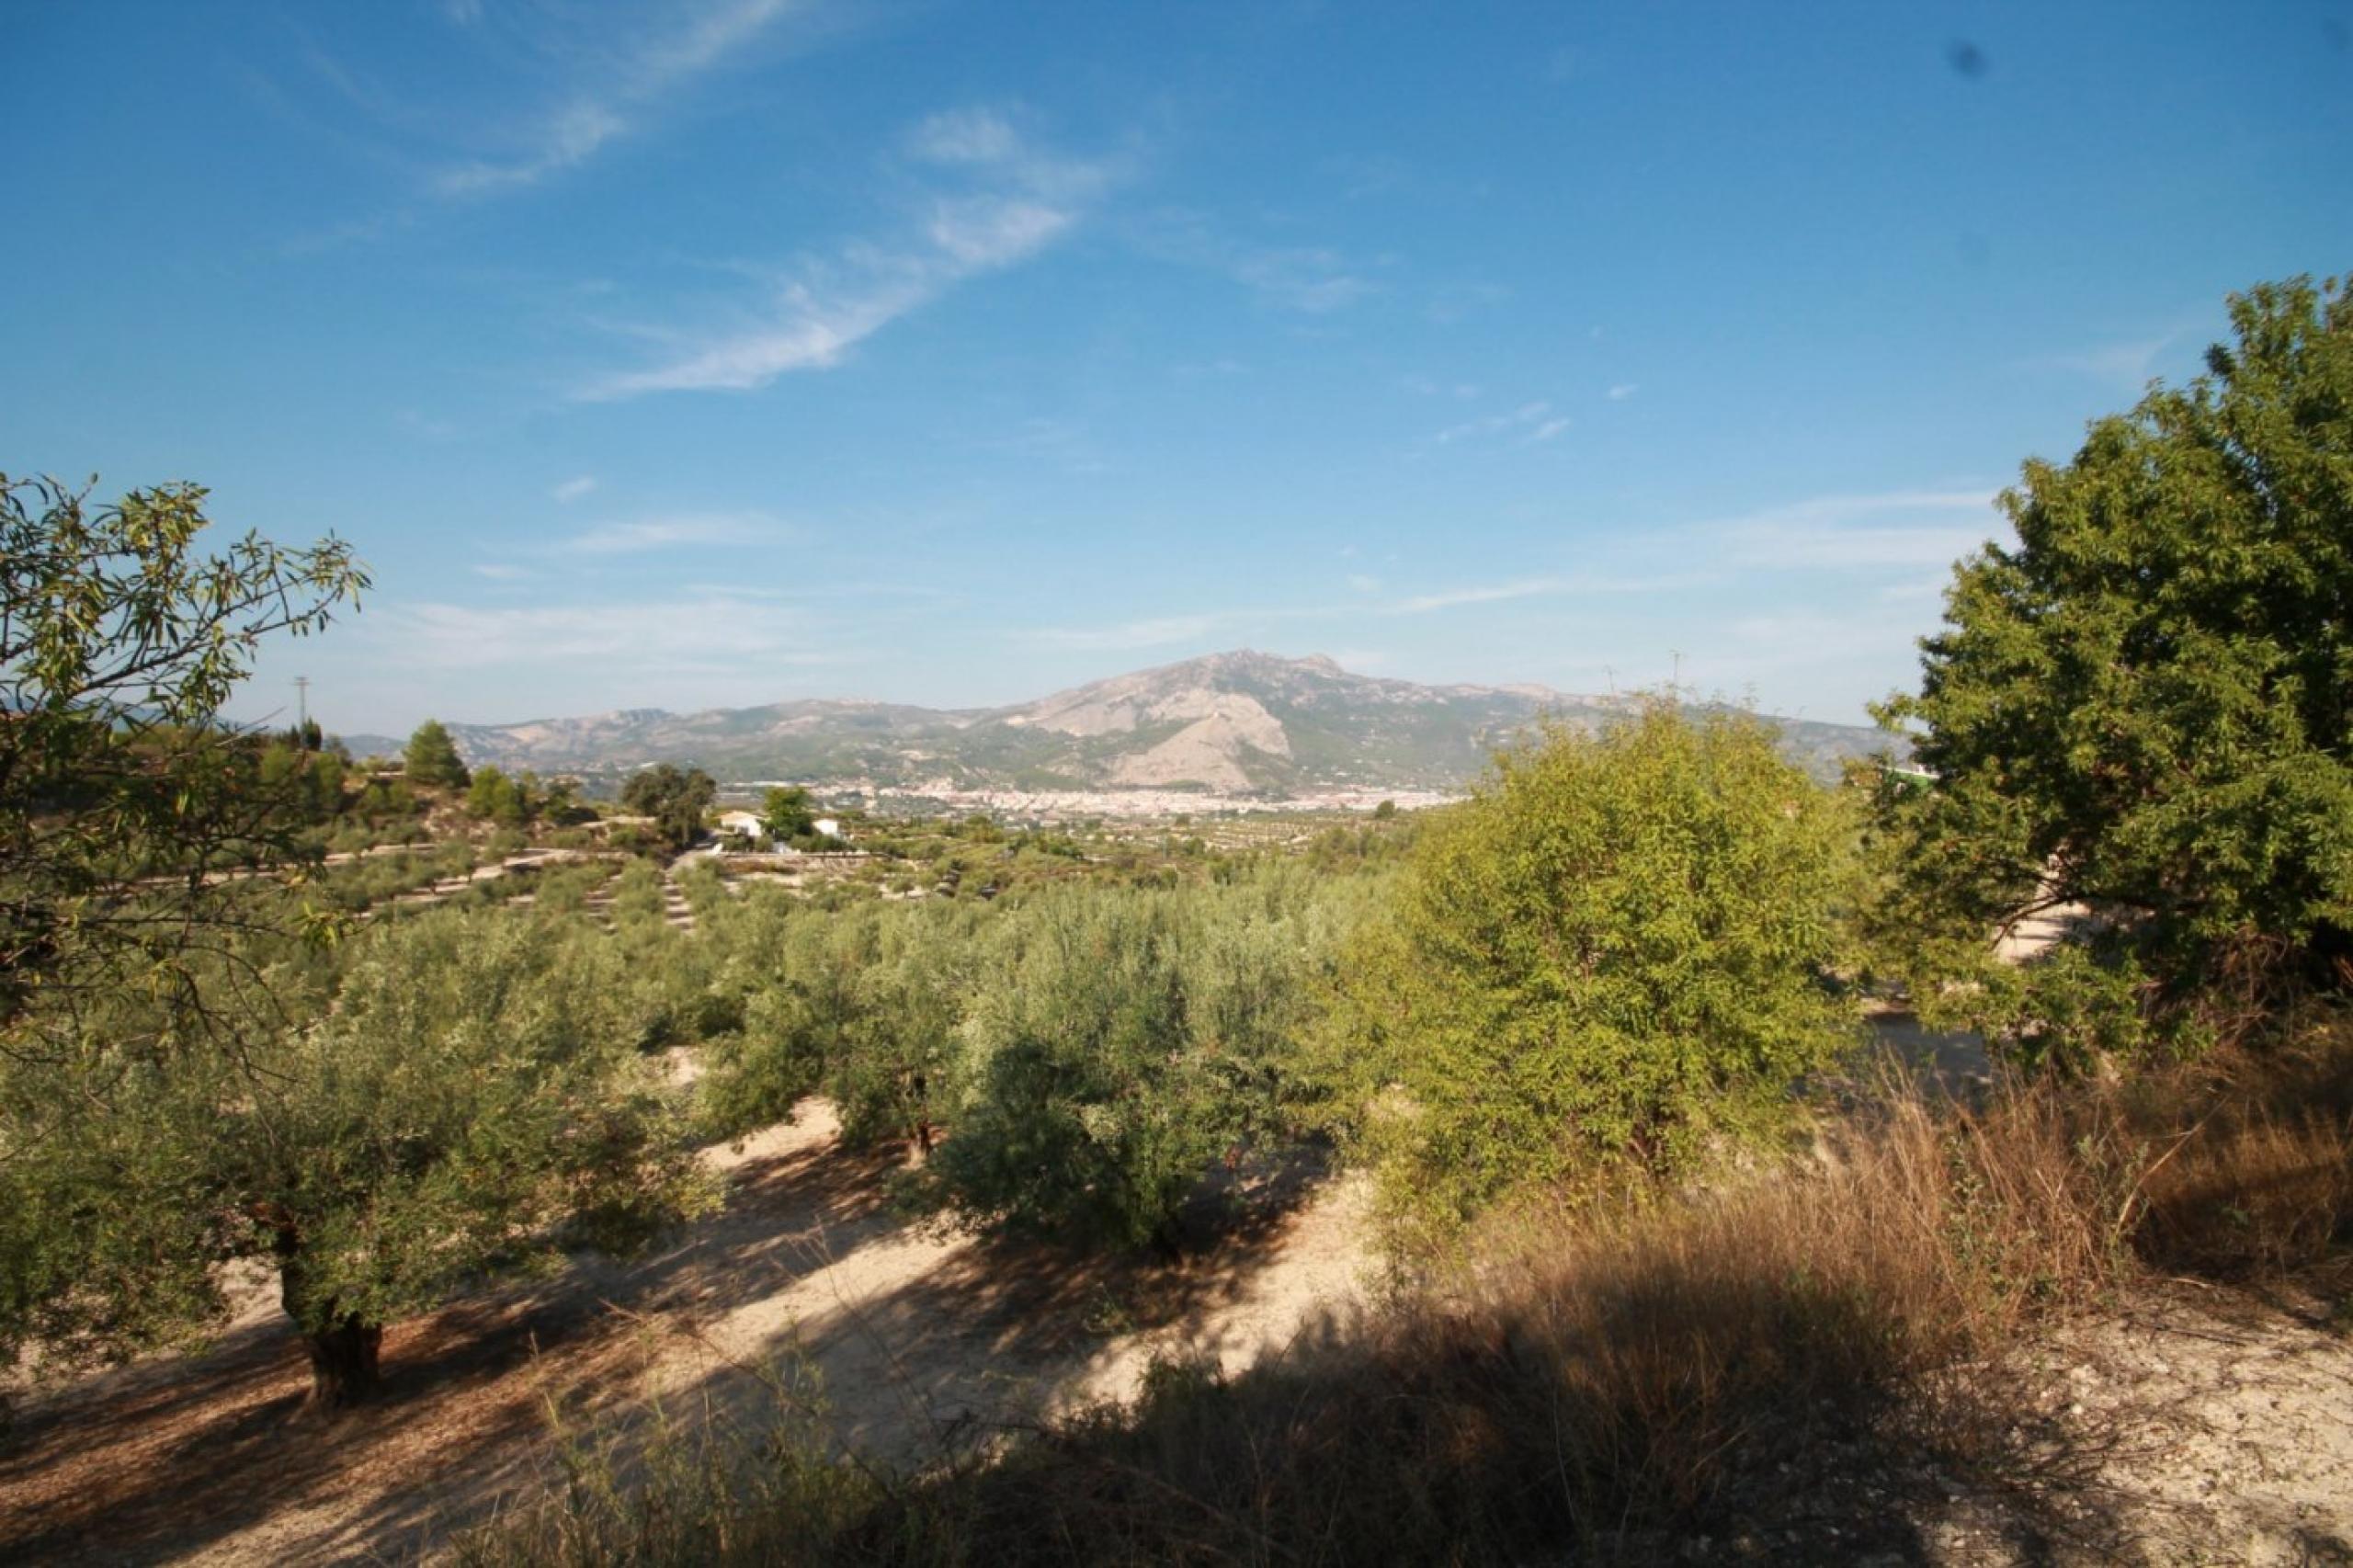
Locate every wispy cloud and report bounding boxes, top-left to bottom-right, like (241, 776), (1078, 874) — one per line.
(904, 105), (1025, 166)
(575, 108), (1120, 400)
(1391, 576), (1570, 614)
(368, 590), (837, 676)
(1136, 210), (1380, 312)
(436, 0), (795, 196)
(1607, 382), (1637, 401)
(1026, 614), (1224, 652)
(2035, 335), (2173, 389)
(1021, 567), (1694, 650)
(473, 562), (534, 581)
(1386, 571), (1699, 615)
(1432, 400), (1564, 447)
(2029, 309), (2219, 392)
(1703, 490), (2003, 571)
(551, 474), (598, 503)
(557, 511), (783, 554)
(1400, 375), (1482, 399)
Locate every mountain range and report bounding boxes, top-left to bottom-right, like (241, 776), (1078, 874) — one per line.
(344, 652), (1895, 796)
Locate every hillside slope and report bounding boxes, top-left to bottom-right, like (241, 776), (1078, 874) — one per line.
(358, 651), (1893, 794)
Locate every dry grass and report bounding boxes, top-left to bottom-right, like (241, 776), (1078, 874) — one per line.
(457, 1023), (2353, 1566)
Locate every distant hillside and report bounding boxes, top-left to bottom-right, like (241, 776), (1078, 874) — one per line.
(362, 652), (1897, 794)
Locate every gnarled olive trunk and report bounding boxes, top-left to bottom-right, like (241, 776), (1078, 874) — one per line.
(278, 1243), (383, 1411)
(300, 1312), (383, 1409)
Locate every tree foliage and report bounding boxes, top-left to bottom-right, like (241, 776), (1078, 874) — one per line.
(929, 869), (1360, 1249)
(466, 765), (544, 827)
(0, 474), (366, 1060)
(404, 719), (470, 789)
(623, 763), (716, 850)
(760, 785), (815, 844)
(1325, 702), (1858, 1240)
(688, 863), (1374, 1249)
(3, 910), (710, 1406)
(1872, 275), (2353, 1062)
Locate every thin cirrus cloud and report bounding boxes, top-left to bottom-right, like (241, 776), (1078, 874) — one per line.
(1028, 573), (1663, 648)
(551, 474), (598, 503)
(1701, 489), (2005, 571)
(1133, 210), (1380, 313)
(1432, 400), (1567, 447)
(434, 0), (798, 196)
(1388, 575), (1570, 614)
(365, 592), (838, 675)
(574, 108), (1120, 401)
(1026, 614), (1226, 652)
(555, 512), (784, 554)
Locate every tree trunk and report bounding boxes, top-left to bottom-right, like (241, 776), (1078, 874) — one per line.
(301, 1313), (383, 1410)
(278, 1240), (382, 1412)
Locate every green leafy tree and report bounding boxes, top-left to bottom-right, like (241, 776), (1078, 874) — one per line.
(1872, 275), (2353, 1062)
(1324, 701), (1857, 1243)
(3, 910), (710, 1407)
(760, 785), (816, 843)
(403, 719), (470, 789)
(465, 764), (532, 827)
(0, 473), (365, 1056)
(622, 763), (716, 850)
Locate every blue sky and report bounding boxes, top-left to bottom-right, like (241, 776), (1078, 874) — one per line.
(5, 1), (2347, 734)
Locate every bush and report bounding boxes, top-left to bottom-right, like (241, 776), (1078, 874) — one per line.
(1324, 700), (1859, 1244)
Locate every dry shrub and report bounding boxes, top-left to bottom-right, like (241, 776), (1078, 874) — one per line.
(905, 1082), (2145, 1564)
(2121, 1009), (2353, 1281)
(460, 1026), (2353, 1565)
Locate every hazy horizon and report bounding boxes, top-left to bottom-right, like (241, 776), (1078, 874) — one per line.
(6, 1), (2347, 735)
(317, 644), (1824, 740)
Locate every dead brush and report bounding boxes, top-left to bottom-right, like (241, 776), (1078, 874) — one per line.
(2118, 1010), (2353, 1283)
(456, 1028), (2353, 1565)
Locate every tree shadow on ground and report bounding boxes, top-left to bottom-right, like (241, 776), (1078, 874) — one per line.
(0, 1114), (923, 1564)
(0, 1117), (1331, 1564)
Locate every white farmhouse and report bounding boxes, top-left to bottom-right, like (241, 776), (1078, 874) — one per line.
(713, 809), (767, 845)
(812, 817), (844, 841)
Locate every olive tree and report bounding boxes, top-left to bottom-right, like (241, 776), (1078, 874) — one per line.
(4, 909), (710, 1408)
(1871, 274), (2353, 1061)
(930, 870), (1349, 1251)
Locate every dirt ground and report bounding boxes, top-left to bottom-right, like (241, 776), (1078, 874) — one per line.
(0, 1102), (1374, 1565)
(3, 1093), (2347, 1565)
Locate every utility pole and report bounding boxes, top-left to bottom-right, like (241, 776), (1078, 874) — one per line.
(294, 676), (310, 730)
